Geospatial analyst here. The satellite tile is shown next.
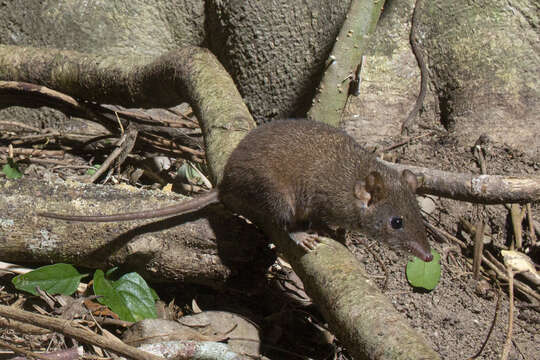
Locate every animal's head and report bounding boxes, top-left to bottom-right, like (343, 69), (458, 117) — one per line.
(353, 169), (433, 262)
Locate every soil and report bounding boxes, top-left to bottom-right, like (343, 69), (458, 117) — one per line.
(344, 104), (540, 359)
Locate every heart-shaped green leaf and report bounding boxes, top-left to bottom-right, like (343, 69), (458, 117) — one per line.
(406, 250), (441, 290)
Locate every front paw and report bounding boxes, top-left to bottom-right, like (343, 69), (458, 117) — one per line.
(289, 231), (321, 252)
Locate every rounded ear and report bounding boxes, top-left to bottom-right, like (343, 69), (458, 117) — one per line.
(354, 181), (371, 208)
(354, 171), (385, 207)
(401, 169), (419, 192)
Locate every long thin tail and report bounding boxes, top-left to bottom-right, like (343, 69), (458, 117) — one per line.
(38, 189), (220, 222)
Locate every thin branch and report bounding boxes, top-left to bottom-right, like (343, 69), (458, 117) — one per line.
(382, 160), (540, 204)
(472, 220), (485, 280)
(0, 146), (64, 158)
(0, 339), (53, 360)
(401, 0), (429, 134)
(86, 127), (138, 183)
(510, 204), (523, 249)
(468, 287), (502, 359)
(0, 304), (163, 360)
(526, 204), (537, 245)
(500, 268), (515, 360)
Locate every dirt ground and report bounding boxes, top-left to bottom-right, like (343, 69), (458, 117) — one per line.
(344, 105), (540, 359)
(0, 109), (538, 360)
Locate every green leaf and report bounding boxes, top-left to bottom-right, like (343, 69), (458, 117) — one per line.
(406, 250), (441, 290)
(2, 158), (23, 179)
(12, 264), (87, 296)
(85, 164), (101, 175)
(105, 267), (118, 277)
(177, 162), (205, 186)
(93, 270), (158, 322)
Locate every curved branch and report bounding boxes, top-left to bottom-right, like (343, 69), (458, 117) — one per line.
(401, 0), (429, 134)
(0, 45), (255, 182)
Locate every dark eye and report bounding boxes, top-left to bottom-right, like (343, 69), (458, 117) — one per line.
(390, 216), (403, 229)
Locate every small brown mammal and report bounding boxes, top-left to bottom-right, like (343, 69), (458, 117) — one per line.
(39, 120), (433, 262)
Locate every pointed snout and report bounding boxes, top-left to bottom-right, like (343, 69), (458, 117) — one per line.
(409, 241), (433, 262)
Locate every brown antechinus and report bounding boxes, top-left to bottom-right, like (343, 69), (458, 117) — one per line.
(39, 120), (433, 262)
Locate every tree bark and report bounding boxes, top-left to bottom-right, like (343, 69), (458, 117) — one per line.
(0, 178), (271, 287)
(206, 0), (352, 122)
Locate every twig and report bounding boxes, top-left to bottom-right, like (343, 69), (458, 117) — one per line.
(526, 204), (537, 246)
(0, 338), (52, 360)
(108, 106), (200, 129)
(92, 316), (134, 328)
(468, 286), (502, 359)
(381, 132), (432, 153)
(0, 304), (163, 360)
(139, 132), (204, 157)
(510, 204), (523, 249)
(0, 146), (64, 158)
(340, 57), (365, 124)
(401, 0), (428, 135)
(473, 143), (487, 175)
(86, 127), (137, 183)
(364, 242), (390, 291)
(424, 221), (466, 249)
(115, 111), (125, 136)
(500, 267), (515, 360)
(473, 221), (485, 280)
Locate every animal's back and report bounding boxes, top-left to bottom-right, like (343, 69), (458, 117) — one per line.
(219, 120), (369, 231)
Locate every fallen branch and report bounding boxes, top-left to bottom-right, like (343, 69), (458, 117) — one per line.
(0, 304), (162, 360)
(382, 160), (540, 204)
(0, 178), (270, 287)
